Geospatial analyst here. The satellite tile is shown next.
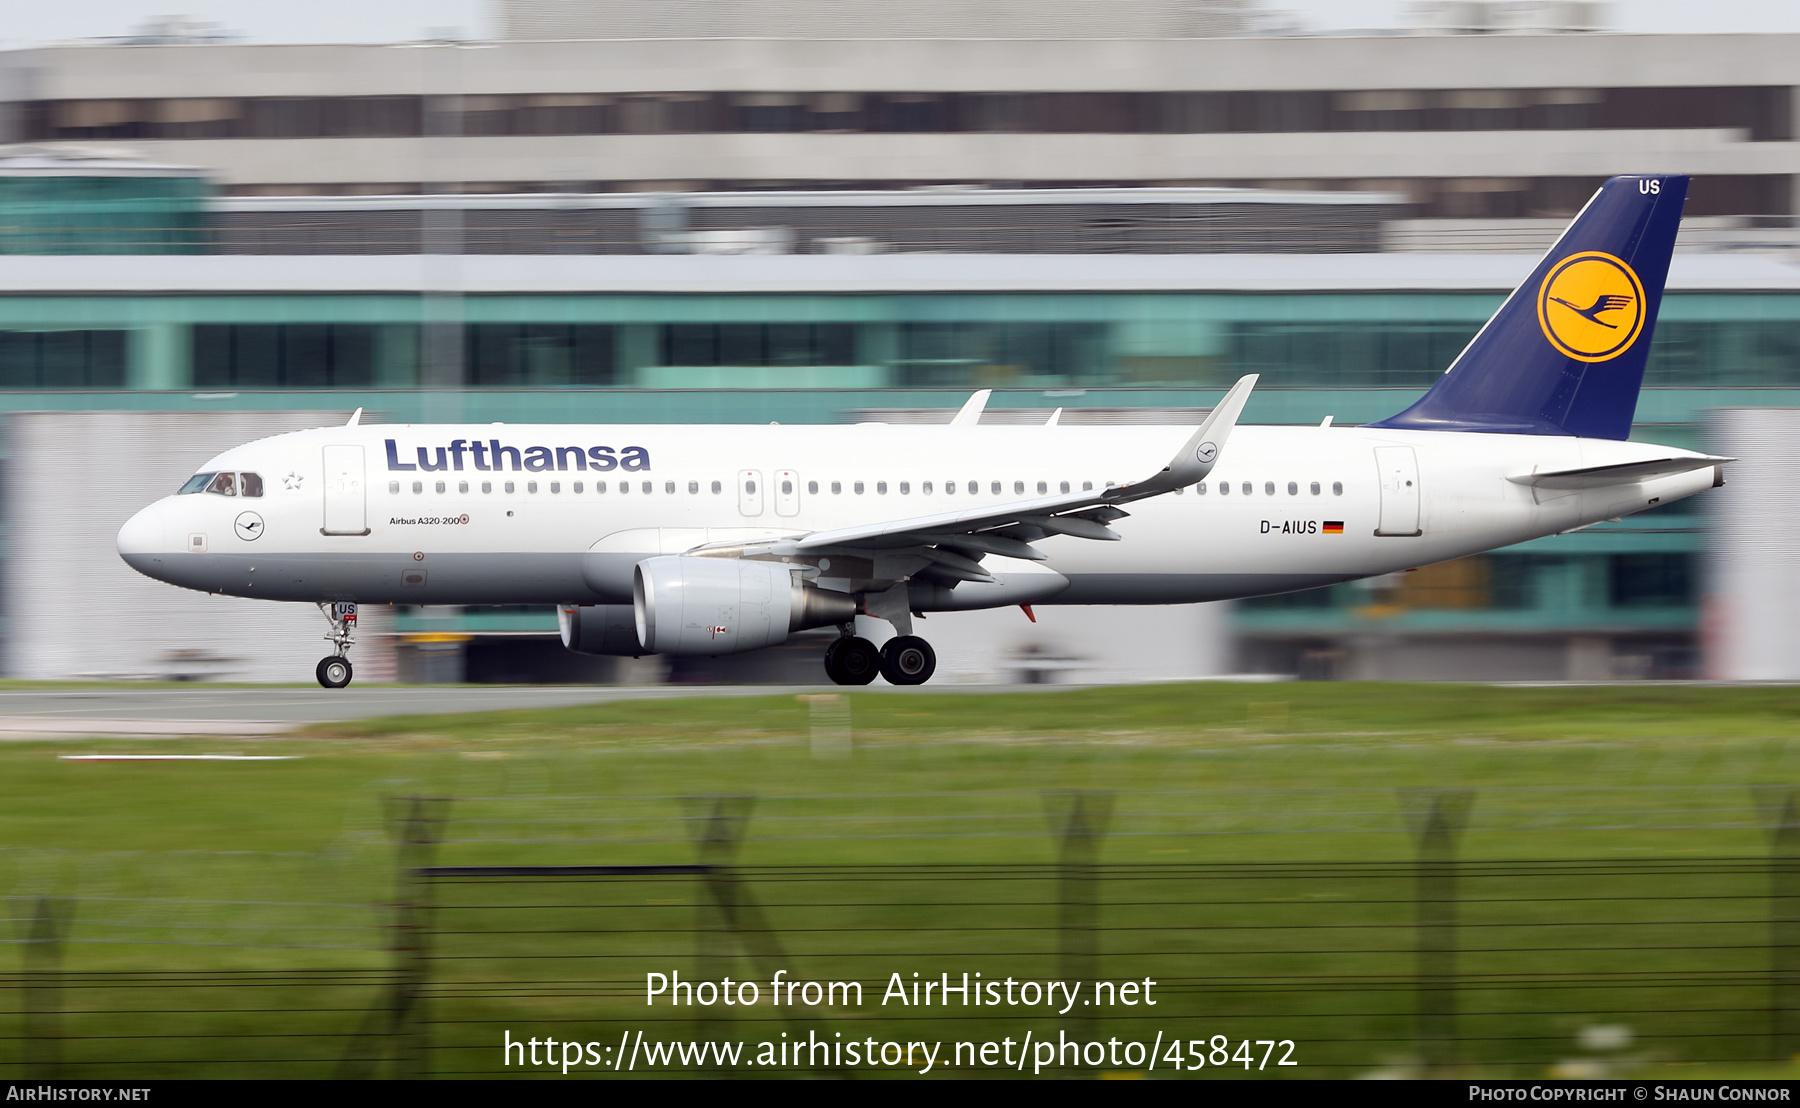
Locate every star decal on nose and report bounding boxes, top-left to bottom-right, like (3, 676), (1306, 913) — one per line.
(283, 472), (304, 491)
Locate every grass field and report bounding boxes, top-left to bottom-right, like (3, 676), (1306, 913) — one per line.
(5, 681), (1800, 1078)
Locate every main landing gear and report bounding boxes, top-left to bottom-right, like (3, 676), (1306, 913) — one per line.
(316, 602), (357, 689)
(823, 632), (937, 686)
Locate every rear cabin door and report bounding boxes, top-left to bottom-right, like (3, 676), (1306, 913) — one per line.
(1374, 445), (1422, 537)
(322, 445), (370, 535)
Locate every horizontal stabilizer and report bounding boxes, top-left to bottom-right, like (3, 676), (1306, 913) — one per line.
(1508, 456), (1732, 490)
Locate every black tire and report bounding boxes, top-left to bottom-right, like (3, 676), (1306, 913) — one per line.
(828, 637), (881, 686)
(880, 636), (937, 686)
(316, 655), (353, 689)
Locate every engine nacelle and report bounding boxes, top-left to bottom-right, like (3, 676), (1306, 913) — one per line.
(633, 556), (858, 655)
(558, 604), (645, 656)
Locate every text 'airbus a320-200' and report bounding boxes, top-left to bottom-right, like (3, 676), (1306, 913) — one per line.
(118, 175), (1726, 688)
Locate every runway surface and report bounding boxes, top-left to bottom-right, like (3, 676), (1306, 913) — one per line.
(0, 684), (840, 738)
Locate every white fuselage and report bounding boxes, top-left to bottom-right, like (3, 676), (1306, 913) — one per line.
(116, 421), (1717, 609)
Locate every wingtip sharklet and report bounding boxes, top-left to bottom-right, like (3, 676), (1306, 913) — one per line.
(1112, 373), (1257, 501)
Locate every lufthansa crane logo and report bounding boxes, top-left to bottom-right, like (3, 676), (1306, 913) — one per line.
(1536, 251), (1646, 363)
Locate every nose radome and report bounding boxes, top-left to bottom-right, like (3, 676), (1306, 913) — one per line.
(117, 502), (166, 573)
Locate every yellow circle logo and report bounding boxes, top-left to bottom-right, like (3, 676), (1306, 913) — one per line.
(1536, 251), (1646, 362)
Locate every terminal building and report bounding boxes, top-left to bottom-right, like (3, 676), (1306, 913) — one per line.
(0, 7), (1794, 683)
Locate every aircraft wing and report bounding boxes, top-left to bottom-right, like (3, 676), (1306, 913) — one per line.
(697, 375), (1257, 586)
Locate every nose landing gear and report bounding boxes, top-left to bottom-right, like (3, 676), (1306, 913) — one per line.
(316, 655), (353, 688)
(316, 602), (357, 689)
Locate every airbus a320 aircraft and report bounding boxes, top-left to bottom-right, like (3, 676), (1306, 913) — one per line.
(118, 174), (1725, 688)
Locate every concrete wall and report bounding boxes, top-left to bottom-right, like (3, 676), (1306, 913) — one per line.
(126, 129), (1794, 190)
(1706, 408), (1800, 680)
(1, 411), (396, 683)
(19, 35), (1800, 98)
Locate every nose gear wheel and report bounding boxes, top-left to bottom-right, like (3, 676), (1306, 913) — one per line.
(316, 656), (353, 688)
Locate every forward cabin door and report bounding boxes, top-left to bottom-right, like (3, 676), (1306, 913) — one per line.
(1373, 445), (1422, 537)
(322, 445), (370, 535)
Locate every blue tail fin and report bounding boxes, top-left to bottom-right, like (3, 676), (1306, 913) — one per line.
(1369, 174), (1687, 440)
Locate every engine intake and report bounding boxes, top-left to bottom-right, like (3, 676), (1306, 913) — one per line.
(558, 604), (644, 656)
(634, 556), (857, 655)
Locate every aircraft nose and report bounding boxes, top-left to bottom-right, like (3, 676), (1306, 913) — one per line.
(117, 502), (166, 574)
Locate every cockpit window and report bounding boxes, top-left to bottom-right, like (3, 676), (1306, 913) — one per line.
(178, 473), (215, 495)
(206, 472), (237, 496)
(240, 472), (264, 498)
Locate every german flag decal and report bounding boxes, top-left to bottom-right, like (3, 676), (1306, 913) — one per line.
(1322, 521), (1345, 534)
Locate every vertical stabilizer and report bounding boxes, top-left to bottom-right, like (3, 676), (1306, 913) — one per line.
(1370, 174), (1688, 440)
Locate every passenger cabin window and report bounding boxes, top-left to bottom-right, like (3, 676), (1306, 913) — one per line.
(178, 473), (215, 494)
(1333, 482), (1344, 495)
(241, 472), (264, 497)
(206, 472), (236, 496)
(1311, 482), (1321, 495)
(389, 481), (400, 494)
(711, 480), (722, 494)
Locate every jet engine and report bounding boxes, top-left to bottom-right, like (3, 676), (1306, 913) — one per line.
(557, 604), (645, 656)
(633, 556), (858, 655)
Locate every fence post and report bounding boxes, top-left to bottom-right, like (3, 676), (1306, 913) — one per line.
(337, 795), (447, 1079)
(1045, 791), (1113, 1044)
(1400, 789), (1474, 1073)
(21, 897), (71, 1079)
(1755, 787), (1800, 1059)
(683, 796), (806, 1069)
